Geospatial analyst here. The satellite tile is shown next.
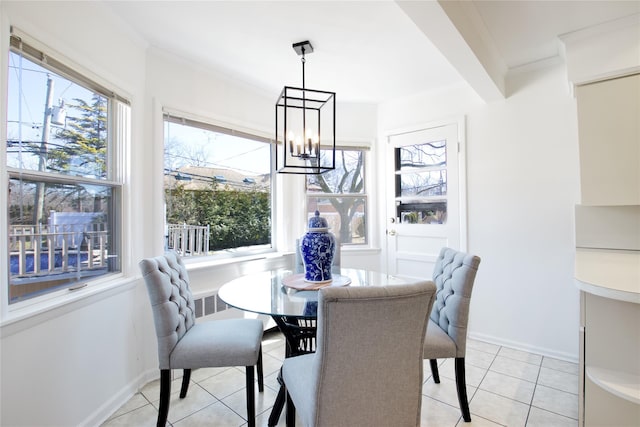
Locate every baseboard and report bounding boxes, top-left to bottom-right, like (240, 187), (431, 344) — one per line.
(81, 368), (158, 427)
(468, 331), (579, 364)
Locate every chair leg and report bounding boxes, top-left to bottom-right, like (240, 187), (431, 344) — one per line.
(245, 366), (256, 427)
(158, 369), (171, 427)
(454, 357), (471, 422)
(430, 359), (440, 383)
(285, 387), (296, 427)
(180, 369), (191, 398)
(257, 346), (264, 392)
(268, 384), (286, 426)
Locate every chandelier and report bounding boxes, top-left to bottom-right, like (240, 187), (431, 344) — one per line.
(275, 40), (336, 174)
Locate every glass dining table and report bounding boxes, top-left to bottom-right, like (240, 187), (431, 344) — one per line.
(218, 267), (426, 426)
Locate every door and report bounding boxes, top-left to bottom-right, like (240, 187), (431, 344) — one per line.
(386, 122), (465, 278)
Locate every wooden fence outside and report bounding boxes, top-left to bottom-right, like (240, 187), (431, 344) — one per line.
(167, 223), (210, 256)
(9, 224), (109, 277)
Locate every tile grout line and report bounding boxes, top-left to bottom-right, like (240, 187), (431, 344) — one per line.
(467, 344), (502, 426)
(523, 353), (544, 426)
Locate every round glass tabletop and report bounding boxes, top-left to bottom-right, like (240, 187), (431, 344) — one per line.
(218, 267), (424, 318)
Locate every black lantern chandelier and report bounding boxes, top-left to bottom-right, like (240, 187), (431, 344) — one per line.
(276, 40), (336, 174)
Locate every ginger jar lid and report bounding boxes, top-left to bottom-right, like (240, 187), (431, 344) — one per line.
(308, 210), (329, 231)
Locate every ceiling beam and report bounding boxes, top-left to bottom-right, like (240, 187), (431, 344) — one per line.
(396, 0), (506, 103)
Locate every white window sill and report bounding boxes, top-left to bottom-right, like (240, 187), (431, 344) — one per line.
(182, 250), (288, 271)
(340, 246), (381, 255)
(1, 274), (136, 337)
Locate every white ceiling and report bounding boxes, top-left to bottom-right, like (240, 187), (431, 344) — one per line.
(105, 0), (639, 104)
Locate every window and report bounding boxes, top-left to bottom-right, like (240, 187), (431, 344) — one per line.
(395, 139), (447, 224)
(6, 35), (126, 304)
(306, 149), (367, 245)
(163, 114), (272, 256)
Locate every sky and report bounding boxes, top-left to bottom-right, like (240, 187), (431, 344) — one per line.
(164, 121), (271, 177)
(6, 51), (96, 171)
(7, 49), (272, 177)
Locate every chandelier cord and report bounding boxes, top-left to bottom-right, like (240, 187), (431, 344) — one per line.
(301, 47), (307, 142)
(301, 46), (306, 89)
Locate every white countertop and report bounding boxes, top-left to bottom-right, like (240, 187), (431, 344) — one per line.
(575, 248), (640, 303)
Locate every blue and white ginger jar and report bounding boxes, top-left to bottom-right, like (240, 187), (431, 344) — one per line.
(300, 211), (336, 283)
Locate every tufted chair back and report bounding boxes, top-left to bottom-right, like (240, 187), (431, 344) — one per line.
(139, 252), (196, 369)
(283, 281), (437, 427)
(430, 247), (481, 357)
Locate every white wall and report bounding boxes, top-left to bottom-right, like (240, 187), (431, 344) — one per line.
(0, 2), (155, 426)
(378, 62), (581, 360)
(1, 282), (146, 426)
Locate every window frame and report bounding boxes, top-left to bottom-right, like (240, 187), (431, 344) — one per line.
(4, 33), (128, 308)
(162, 111), (275, 260)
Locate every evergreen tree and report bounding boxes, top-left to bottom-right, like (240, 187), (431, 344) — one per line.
(165, 182), (271, 252)
(50, 95), (108, 177)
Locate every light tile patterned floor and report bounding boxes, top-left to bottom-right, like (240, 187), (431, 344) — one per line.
(102, 331), (579, 427)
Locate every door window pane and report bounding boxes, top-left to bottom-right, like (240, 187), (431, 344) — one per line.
(399, 171), (447, 197)
(397, 202), (447, 225)
(395, 140), (447, 224)
(398, 140), (446, 170)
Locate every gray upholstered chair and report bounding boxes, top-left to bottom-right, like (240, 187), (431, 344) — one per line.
(139, 252), (264, 427)
(282, 281), (437, 427)
(424, 247), (481, 423)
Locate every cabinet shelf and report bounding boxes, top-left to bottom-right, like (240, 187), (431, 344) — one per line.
(586, 367), (640, 405)
(574, 248), (640, 304)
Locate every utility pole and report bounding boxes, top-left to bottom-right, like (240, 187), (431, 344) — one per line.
(34, 74), (54, 226)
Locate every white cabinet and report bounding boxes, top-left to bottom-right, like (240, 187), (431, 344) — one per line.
(576, 74), (640, 206)
(569, 21), (640, 425)
(576, 249), (640, 426)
